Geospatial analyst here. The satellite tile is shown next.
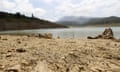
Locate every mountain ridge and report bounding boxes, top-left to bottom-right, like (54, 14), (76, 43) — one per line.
(57, 16), (120, 27)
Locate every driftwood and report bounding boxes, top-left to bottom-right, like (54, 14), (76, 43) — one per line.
(87, 28), (120, 42)
(88, 28), (114, 39)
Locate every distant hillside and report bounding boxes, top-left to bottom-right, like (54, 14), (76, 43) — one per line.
(57, 16), (120, 27)
(57, 16), (90, 26)
(0, 12), (67, 31)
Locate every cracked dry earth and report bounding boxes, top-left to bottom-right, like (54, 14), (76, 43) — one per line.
(0, 35), (120, 72)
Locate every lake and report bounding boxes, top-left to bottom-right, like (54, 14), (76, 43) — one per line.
(0, 27), (120, 38)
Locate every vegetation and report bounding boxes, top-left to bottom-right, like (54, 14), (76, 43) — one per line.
(0, 12), (67, 31)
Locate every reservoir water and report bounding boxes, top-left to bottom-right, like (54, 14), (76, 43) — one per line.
(0, 27), (120, 38)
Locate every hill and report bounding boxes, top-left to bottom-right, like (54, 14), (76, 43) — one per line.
(0, 12), (67, 31)
(57, 16), (90, 26)
(57, 16), (120, 27)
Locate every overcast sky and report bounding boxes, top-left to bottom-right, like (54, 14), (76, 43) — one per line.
(0, 0), (120, 21)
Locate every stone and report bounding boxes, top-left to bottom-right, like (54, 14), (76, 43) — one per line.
(5, 65), (21, 72)
(0, 64), (5, 70)
(16, 48), (26, 53)
(44, 33), (53, 39)
(5, 69), (18, 72)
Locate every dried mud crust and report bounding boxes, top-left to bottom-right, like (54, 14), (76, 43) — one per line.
(0, 35), (120, 72)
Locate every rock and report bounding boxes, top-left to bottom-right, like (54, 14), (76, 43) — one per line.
(2, 38), (8, 40)
(7, 50), (12, 53)
(0, 64), (5, 70)
(57, 36), (60, 39)
(44, 33), (53, 39)
(27, 33), (53, 39)
(17, 41), (21, 44)
(5, 65), (21, 72)
(27, 33), (42, 37)
(5, 69), (18, 72)
(87, 36), (96, 39)
(16, 48), (26, 53)
(6, 53), (12, 57)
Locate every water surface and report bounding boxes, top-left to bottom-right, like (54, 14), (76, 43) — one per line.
(0, 27), (120, 38)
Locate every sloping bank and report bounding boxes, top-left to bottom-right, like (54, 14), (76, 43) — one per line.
(0, 12), (67, 31)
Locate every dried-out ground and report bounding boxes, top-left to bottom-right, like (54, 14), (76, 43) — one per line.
(0, 35), (120, 72)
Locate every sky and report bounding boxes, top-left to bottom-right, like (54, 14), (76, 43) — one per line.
(0, 0), (120, 21)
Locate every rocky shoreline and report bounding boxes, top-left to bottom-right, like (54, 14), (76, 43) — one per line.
(0, 34), (120, 72)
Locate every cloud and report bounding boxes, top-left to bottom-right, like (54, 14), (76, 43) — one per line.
(14, 0), (46, 17)
(55, 0), (120, 17)
(0, 0), (46, 18)
(43, 0), (54, 3)
(0, 0), (15, 11)
(0, 0), (120, 21)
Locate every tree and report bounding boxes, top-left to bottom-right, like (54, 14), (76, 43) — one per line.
(32, 13), (34, 18)
(15, 12), (21, 18)
(16, 12), (21, 16)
